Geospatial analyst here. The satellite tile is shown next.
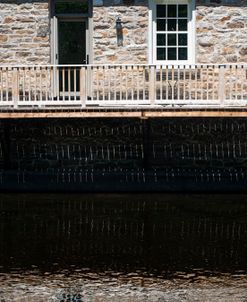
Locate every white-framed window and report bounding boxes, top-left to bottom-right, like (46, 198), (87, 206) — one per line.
(149, 0), (195, 64)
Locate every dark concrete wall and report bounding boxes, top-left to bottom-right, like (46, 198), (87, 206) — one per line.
(0, 118), (246, 191)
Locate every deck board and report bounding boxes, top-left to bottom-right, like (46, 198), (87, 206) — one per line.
(1, 108), (247, 118)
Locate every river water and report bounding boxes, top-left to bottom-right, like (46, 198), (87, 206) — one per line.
(0, 193), (247, 301)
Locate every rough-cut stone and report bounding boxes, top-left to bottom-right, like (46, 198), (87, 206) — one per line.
(0, 0), (246, 65)
(37, 25), (49, 37)
(198, 37), (215, 47)
(93, 1), (149, 64)
(0, 34), (8, 42)
(196, 2), (247, 63)
(0, 1), (50, 64)
(239, 47), (247, 56)
(226, 54), (238, 62)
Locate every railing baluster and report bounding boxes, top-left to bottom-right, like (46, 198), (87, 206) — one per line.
(142, 66), (145, 101)
(114, 66), (117, 101)
(149, 65), (155, 105)
(200, 64), (204, 101)
(62, 67), (65, 102)
(183, 66), (186, 101)
(240, 65), (244, 101)
(34, 67), (37, 102)
(108, 66), (110, 101)
(120, 66), (123, 101)
(159, 65), (162, 101)
(136, 66), (139, 101)
(131, 66), (134, 102)
(50, 66), (54, 101)
(96, 66), (99, 101)
(165, 66), (168, 101)
(234, 65), (238, 102)
(218, 65), (225, 106)
(212, 65), (216, 101)
(206, 65), (209, 102)
(6, 67), (9, 103)
(171, 66), (174, 101)
(195, 65), (198, 102)
(103, 66), (105, 102)
(80, 66), (86, 106)
(39, 66), (42, 104)
(12, 67), (19, 108)
(45, 67), (49, 101)
(125, 66), (128, 101)
(22, 67), (25, 102)
(228, 65), (232, 101)
(73, 68), (76, 100)
(68, 67), (71, 101)
(27, 67), (31, 102)
(0, 69), (1, 102)
(188, 66), (192, 101)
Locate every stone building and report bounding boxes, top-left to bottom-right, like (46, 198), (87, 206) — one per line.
(0, 0), (246, 65)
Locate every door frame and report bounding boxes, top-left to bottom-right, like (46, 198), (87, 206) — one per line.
(50, 0), (93, 66)
(52, 16), (91, 65)
(50, 3), (93, 99)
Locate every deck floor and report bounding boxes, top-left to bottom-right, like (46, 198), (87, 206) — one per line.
(0, 107), (247, 118)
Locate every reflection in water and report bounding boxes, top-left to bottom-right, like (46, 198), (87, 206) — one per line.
(0, 193), (247, 276)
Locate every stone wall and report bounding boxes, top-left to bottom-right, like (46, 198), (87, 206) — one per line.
(196, 0), (247, 63)
(0, 0), (50, 64)
(0, 0), (246, 65)
(93, 0), (149, 64)
(93, 0), (247, 64)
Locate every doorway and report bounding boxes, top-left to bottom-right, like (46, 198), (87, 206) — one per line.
(58, 19), (88, 65)
(56, 19), (88, 95)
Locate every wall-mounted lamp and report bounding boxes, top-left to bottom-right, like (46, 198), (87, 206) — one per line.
(116, 17), (123, 46)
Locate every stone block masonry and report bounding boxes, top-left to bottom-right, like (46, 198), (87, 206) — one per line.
(0, 0), (50, 64)
(0, 0), (246, 65)
(196, 0), (247, 63)
(94, 0), (247, 64)
(93, 0), (149, 64)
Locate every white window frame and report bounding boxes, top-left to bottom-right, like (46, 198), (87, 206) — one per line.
(148, 0), (195, 65)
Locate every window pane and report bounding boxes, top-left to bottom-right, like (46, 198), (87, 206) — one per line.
(55, 1), (88, 14)
(178, 34), (187, 46)
(157, 48), (166, 60)
(167, 19), (176, 31)
(178, 5), (187, 18)
(157, 5), (166, 18)
(157, 19), (166, 31)
(157, 34), (166, 46)
(168, 34), (176, 46)
(178, 19), (187, 31)
(178, 48), (187, 60)
(168, 48), (177, 60)
(168, 5), (176, 17)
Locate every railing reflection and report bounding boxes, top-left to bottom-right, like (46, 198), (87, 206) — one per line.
(0, 194), (246, 275)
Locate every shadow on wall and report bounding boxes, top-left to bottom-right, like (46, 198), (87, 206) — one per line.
(196, 0), (246, 7)
(0, 0), (246, 6)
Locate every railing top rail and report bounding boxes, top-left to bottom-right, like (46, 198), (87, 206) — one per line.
(0, 63), (247, 68)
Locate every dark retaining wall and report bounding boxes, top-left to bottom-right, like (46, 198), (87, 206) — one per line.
(0, 118), (247, 191)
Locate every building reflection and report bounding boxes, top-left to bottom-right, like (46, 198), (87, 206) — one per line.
(0, 194), (246, 275)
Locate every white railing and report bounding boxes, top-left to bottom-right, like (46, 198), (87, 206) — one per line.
(0, 64), (246, 108)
